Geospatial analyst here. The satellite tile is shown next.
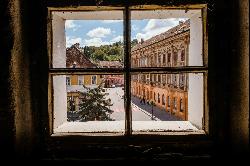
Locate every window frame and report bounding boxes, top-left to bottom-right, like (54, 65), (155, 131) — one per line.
(78, 75), (84, 85)
(47, 4), (209, 137)
(91, 75), (97, 85)
(66, 76), (71, 86)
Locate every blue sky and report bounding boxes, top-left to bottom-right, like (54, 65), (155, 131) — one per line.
(65, 18), (187, 47)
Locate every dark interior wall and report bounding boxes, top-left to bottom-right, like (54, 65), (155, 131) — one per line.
(8, 0), (34, 158)
(229, 0), (249, 154)
(0, 0), (248, 161)
(0, 0), (15, 158)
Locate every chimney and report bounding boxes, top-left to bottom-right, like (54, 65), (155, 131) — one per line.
(72, 61), (77, 68)
(73, 43), (80, 48)
(140, 38), (144, 44)
(179, 20), (184, 25)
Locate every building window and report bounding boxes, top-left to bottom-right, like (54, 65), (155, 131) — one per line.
(173, 51), (178, 66)
(154, 92), (156, 101)
(179, 74), (185, 88)
(173, 74), (177, 86)
(162, 74), (166, 83)
(158, 93), (160, 103)
(158, 74), (161, 83)
(181, 50), (185, 61)
(162, 94), (165, 105)
(158, 55), (161, 65)
(78, 75), (84, 85)
(167, 96), (171, 107)
(146, 74), (150, 82)
(66, 76), (71, 85)
(173, 97), (177, 109)
(167, 74), (171, 84)
(154, 55), (157, 66)
(163, 54), (166, 64)
(91, 75), (97, 85)
(167, 53), (171, 63)
(180, 98), (184, 112)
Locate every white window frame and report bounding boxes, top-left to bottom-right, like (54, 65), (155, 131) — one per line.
(66, 76), (71, 85)
(78, 75), (84, 85)
(48, 4), (208, 135)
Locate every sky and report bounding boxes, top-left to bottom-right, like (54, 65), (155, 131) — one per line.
(65, 18), (188, 47)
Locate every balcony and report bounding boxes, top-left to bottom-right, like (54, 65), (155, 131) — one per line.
(145, 80), (150, 85)
(169, 84), (174, 88)
(150, 82), (156, 87)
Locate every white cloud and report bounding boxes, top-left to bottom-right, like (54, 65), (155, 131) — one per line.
(132, 24), (139, 31)
(134, 18), (188, 41)
(102, 20), (123, 23)
(135, 27), (169, 41)
(65, 20), (79, 31)
(66, 36), (82, 47)
(110, 35), (123, 43)
(84, 38), (110, 47)
(87, 27), (111, 38)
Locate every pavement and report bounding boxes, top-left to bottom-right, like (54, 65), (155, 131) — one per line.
(131, 96), (181, 121)
(107, 87), (153, 121)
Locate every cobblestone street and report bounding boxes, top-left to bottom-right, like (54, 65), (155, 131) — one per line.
(131, 96), (181, 121)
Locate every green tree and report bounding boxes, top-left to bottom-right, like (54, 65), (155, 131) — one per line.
(92, 49), (107, 61)
(80, 41), (126, 62)
(131, 39), (138, 48)
(78, 84), (114, 121)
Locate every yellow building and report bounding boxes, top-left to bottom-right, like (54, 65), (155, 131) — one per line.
(66, 74), (103, 112)
(66, 75), (102, 86)
(66, 43), (103, 111)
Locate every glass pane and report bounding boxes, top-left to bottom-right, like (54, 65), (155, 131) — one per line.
(53, 74), (125, 133)
(131, 9), (203, 67)
(52, 11), (124, 68)
(131, 73), (204, 132)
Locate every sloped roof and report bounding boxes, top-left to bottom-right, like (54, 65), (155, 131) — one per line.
(66, 43), (97, 68)
(132, 19), (190, 52)
(98, 61), (123, 68)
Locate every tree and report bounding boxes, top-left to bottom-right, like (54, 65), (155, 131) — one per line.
(92, 49), (106, 61)
(131, 39), (138, 48)
(78, 83), (114, 121)
(83, 46), (95, 59)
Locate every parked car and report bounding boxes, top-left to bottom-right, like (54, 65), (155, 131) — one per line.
(111, 84), (116, 88)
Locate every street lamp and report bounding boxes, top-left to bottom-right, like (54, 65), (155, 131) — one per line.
(150, 100), (155, 120)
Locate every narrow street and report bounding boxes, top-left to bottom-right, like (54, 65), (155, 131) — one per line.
(106, 87), (153, 121)
(131, 96), (181, 121)
(105, 87), (125, 120)
(106, 87), (181, 121)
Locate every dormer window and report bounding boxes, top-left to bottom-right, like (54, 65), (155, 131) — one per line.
(72, 62), (76, 68)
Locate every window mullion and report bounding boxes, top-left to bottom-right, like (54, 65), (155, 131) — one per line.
(124, 6), (132, 136)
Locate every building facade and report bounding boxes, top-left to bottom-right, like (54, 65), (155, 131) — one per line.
(66, 43), (102, 111)
(131, 20), (190, 120)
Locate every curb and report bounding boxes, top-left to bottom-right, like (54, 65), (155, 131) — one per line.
(131, 103), (160, 121)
